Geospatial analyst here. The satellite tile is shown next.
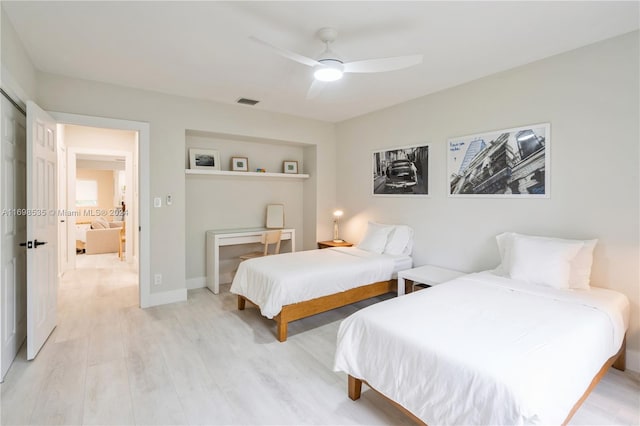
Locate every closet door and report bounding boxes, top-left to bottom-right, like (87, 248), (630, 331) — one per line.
(1, 93), (27, 380)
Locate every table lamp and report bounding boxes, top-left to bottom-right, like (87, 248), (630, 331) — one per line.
(333, 210), (344, 242)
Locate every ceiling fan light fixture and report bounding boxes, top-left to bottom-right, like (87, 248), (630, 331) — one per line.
(314, 59), (344, 82)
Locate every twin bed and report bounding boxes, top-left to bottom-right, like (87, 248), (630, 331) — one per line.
(230, 227), (630, 424)
(231, 246), (411, 341)
(335, 271), (628, 425)
(231, 222), (413, 341)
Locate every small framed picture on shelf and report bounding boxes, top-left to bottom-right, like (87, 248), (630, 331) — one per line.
(231, 157), (249, 172)
(189, 148), (220, 170)
(283, 160), (298, 174)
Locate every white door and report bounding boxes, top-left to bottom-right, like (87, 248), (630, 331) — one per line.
(0, 94), (27, 380)
(26, 101), (58, 360)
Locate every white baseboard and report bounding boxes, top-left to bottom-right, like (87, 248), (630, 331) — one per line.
(186, 276), (206, 289)
(626, 348), (640, 373)
(147, 288), (187, 307)
(187, 273), (233, 292)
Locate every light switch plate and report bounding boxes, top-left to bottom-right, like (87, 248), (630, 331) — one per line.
(154, 197), (161, 208)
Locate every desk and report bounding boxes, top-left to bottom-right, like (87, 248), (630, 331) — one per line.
(206, 227), (295, 294)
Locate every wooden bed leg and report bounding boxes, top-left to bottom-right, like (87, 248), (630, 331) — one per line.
(276, 315), (288, 342)
(613, 337), (626, 371)
(237, 296), (246, 310)
(348, 375), (362, 400)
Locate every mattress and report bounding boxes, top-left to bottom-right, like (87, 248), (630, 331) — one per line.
(334, 271), (629, 425)
(230, 247), (411, 318)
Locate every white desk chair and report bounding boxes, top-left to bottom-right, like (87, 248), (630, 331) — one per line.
(239, 230), (282, 261)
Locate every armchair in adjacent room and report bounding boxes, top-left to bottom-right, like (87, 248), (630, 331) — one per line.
(85, 216), (124, 255)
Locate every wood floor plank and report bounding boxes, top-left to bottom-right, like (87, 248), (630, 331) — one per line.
(82, 358), (135, 425)
(28, 339), (89, 425)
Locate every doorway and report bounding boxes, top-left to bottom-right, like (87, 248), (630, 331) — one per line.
(66, 137), (137, 309)
(52, 112), (151, 308)
(64, 131), (136, 271)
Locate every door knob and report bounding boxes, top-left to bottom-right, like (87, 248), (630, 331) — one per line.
(34, 240), (47, 247)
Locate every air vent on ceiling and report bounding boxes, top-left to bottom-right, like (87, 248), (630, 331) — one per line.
(236, 97), (260, 106)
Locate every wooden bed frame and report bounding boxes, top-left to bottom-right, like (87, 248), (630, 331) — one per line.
(347, 335), (627, 426)
(237, 279), (396, 342)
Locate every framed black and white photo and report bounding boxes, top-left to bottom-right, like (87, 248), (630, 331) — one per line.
(189, 148), (220, 170)
(283, 160), (298, 174)
(231, 157), (248, 172)
(372, 144), (430, 196)
(448, 123), (550, 197)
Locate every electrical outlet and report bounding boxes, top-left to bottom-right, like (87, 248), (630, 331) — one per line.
(154, 273), (162, 285)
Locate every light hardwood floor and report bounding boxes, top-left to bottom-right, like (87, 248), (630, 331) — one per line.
(1, 253), (639, 425)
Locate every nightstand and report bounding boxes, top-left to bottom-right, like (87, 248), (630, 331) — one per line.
(317, 240), (354, 249)
(397, 265), (466, 296)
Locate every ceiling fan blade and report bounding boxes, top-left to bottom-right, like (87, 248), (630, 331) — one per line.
(306, 79), (327, 99)
(249, 36), (320, 68)
(343, 54), (423, 73)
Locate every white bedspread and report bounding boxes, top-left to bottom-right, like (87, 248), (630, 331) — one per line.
(334, 271), (629, 426)
(230, 247), (399, 318)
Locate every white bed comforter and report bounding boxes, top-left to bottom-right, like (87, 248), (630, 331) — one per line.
(230, 247), (397, 319)
(334, 271), (629, 426)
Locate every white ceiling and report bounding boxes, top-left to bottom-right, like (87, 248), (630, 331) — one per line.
(3, 1), (638, 123)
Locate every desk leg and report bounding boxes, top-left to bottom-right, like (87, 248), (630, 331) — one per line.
(291, 230), (296, 253)
(213, 240), (220, 294)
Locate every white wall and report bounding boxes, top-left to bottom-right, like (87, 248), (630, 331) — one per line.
(65, 125), (136, 152)
(0, 7), (36, 103)
(335, 32), (640, 369)
(36, 73), (337, 301)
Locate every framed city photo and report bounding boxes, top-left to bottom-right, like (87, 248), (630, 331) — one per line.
(448, 123), (550, 197)
(372, 144), (430, 196)
(189, 148), (220, 170)
(283, 160), (298, 174)
(231, 157), (248, 172)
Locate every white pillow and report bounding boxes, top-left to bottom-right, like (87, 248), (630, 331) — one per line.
(358, 222), (394, 254)
(494, 232), (515, 276)
(496, 232), (597, 289)
(568, 239), (598, 290)
(509, 235), (583, 289)
(384, 225), (414, 256)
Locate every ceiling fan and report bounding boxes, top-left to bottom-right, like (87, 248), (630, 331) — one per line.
(250, 27), (423, 98)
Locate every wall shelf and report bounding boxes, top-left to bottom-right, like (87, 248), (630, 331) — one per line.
(185, 169), (309, 179)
